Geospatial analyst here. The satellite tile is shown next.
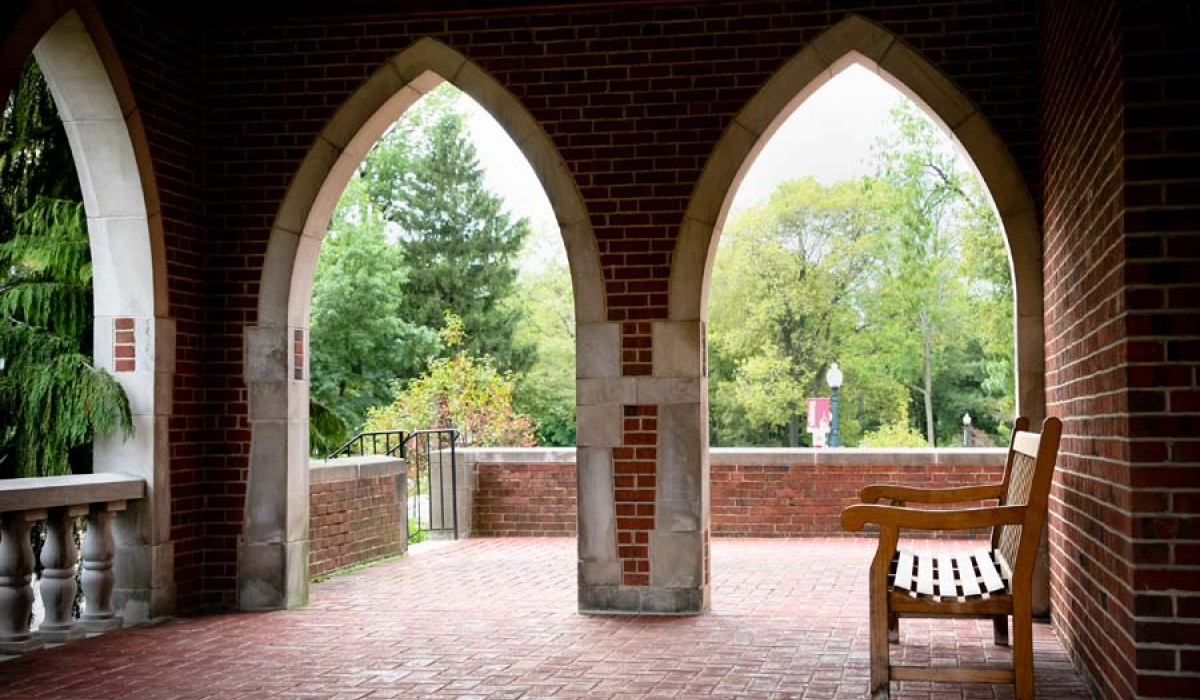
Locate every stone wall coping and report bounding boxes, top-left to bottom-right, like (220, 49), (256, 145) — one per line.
(457, 448), (579, 464)
(710, 447), (1007, 467)
(0, 473), (146, 513)
(455, 447), (1006, 468)
(310, 455), (406, 484)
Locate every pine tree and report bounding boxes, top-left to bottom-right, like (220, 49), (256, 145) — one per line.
(0, 59), (132, 478)
(363, 85), (533, 374)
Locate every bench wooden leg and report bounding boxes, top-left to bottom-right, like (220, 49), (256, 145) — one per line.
(993, 614), (1009, 646)
(869, 581), (891, 697)
(1013, 601), (1034, 700)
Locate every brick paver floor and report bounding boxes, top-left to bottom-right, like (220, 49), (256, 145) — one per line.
(0, 538), (1094, 699)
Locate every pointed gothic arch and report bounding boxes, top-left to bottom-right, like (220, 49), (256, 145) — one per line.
(2, 1), (173, 621)
(666, 13), (1049, 614)
(670, 14), (1045, 426)
(245, 37), (602, 610)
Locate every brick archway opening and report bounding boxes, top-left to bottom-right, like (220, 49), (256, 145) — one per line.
(2, 3), (173, 621)
(247, 37), (603, 611)
(673, 16), (1043, 425)
(662, 14), (1048, 615)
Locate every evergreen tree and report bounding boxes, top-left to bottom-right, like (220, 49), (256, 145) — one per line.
(363, 84), (533, 374)
(0, 59), (132, 478)
(309, 174), (439, 449)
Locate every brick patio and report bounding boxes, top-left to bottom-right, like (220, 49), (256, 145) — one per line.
(0, 538), (1093, 699)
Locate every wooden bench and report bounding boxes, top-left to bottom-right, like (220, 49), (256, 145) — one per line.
(842, 416), (1062, 699)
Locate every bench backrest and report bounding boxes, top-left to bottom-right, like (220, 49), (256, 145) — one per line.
(992, 416), (1062, 583)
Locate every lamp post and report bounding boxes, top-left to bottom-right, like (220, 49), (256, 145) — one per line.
(826, 362), (843, 448)
(962, 412), (972, 447)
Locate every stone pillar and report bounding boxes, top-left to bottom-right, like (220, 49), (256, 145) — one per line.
(92, 316), (176, 624)
(575, 321), (710, 614)
(241, 322), (310, 610)
(37, 506), (87, 643)
(646, 322), (709, 613)
(575, 322), (625, 611)
(0, 511), (42, 654)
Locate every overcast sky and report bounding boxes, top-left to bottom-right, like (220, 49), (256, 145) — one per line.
(459, 64), (910, 264)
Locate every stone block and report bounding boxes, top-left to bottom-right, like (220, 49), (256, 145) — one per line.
(576, 323), (620, 378)
(576, 404), (623, 448)
(652, 322), (704, 378)
(577, 377), (636, 406)
(578, 585), (641, 614)
(649, 531), (703, 588)
(639, 586), (707, 615)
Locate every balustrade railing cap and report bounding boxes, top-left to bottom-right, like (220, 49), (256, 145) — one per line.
(0, 473), (145, 513)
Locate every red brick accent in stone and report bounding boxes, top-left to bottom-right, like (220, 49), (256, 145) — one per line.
(615, 405), (657, 586)
(309, 474), (405, 577)
(113, 317), (136, 372)
(621, 321), (652, 376)
(293, 329), (304, 381)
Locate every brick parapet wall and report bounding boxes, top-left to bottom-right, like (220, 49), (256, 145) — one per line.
(308, 456), (407, 578)
(465, 448), (1006, 538)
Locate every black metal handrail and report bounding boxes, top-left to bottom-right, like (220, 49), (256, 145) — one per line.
(325, 429), (406, 459)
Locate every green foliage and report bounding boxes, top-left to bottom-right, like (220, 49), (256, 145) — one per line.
(1, 59), (80, 240)
(708, 177), (889, 446)
(0, 60), (132, 478)
(859, 406), (928, 448)
(708, 100), (1014, 448)
(363, 83), (533, 374)
(511, 227), (576, 446)
(365, 314), (535, 448)
(308, 175), (439, 445)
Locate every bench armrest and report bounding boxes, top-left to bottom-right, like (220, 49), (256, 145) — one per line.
(859, 483), (1004, 504)
(841, 503), (1026, 533)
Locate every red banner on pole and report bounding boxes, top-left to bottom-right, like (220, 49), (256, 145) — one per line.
(806, 398), (831, 430)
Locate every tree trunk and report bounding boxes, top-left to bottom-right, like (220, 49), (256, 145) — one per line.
(788, 404), (800, 447)
(923, 326), (935, 447)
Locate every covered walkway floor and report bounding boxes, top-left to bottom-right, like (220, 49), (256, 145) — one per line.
(0, 538), (1093, 699)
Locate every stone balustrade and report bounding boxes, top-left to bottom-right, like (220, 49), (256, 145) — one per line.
(0, 474), (145, 655)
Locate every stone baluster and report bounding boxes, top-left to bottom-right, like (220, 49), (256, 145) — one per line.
(80, 501), (125, 633)
(0, 510), (43, 654)
(38, 506), (88, 643)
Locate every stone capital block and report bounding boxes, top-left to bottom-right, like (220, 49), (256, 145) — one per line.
(577, 377), (637, 406)
(652, 321), (705, 378)
(576, 323), (621, 379)
(576, 404), (623, 448)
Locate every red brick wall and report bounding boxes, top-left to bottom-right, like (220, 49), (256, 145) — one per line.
(469, 451), (1006, 539)
(1119, 2), (1200, 695)
(1043, 0), (1200, 696)
(472, 463), (576, 537)
(711, 460), (1003, 538)
(309, 474), (405, 577)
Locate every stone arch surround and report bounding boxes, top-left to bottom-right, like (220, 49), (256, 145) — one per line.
(2, 3), (173, 621)
(245, 37), (605, 610)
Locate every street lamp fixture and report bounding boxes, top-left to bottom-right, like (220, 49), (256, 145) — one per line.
(962, 412), (972, 447)
(826, 362), (843, 448)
